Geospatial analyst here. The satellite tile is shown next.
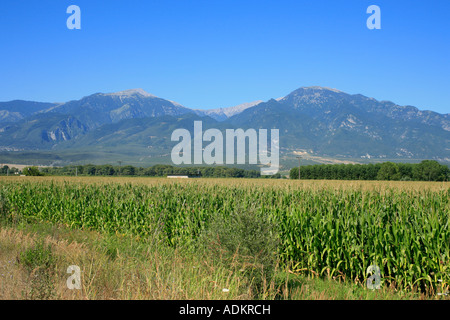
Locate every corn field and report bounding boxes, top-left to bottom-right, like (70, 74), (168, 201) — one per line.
(0, 177), (449, 293)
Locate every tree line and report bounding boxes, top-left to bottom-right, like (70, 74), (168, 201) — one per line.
(289, 160), (449, 181)
(0, 165), (20, 175)
(33, 164), (273, 178)
(5, 160), (449, 181)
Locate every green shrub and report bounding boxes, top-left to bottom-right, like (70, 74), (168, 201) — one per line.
(199, 205), (280, 297)
(22, 166), (43, 176)
(0, 190), (10, 222)
(19, 240), (55, 271)
(18, 240), (56, 300)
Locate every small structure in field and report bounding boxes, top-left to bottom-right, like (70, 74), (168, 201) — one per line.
(167, 175), (189, 179)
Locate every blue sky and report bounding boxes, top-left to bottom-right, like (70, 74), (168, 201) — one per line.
(0, 0), (449, 114)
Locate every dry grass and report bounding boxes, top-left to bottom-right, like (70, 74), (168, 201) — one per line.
(0, 224), (254, 300)
(1, 223), (443, 300)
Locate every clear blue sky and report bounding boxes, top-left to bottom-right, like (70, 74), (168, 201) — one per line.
(0, 0), (449, 114)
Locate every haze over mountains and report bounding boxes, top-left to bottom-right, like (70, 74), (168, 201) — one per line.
(0, 86), (448, 167)
(193, 100), (264, 121)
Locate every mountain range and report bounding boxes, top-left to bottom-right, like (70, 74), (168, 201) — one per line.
(0, 86), (448, 169)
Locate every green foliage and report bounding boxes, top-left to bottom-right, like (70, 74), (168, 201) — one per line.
(19, 240), (55, 271)
(0, 165), (19, 175)
(22, 166), (43, 176)
(377, 162), (400, 181)
(413, 160), (449, 181)
(41, 164), (261, 178)
(199, 206), (280, 296)
(290, 160), (449, 181)
(0, 189), (10, 221)
(1, 179), (449, 293)
(18, 240), (56, 300)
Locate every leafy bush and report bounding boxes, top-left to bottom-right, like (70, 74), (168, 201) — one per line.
(0, 190), (9, 221)
(199, 205), (280, 297)
(377, 162), (400, 181)
(19, 240), (55, 271)
(18, 240), (56, 299)
(22, 166), (43, 176)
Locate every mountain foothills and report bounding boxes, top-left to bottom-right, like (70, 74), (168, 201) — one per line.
(0, 87), (448, 167)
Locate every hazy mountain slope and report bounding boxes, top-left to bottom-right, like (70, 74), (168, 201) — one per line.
(0, 86), (448, 163)
(56, 113), (226, 163)
(46, 89), (192, 129)
(0, 100), (58, 123)
(0, 113), (88, 150)
(227, 87), (449, 160)
(0, 89), (194, 150)
(194, 100), (263, 121)
(279, 87), (449, 132)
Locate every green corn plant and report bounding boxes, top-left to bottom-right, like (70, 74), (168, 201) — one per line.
(0, 178), (448, 293)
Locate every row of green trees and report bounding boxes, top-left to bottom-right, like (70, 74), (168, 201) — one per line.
(0, 165), (20, 175)
(38, 164), (266, 178)
(289, 160), (450, 181)
(12, 160), (450, 181)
